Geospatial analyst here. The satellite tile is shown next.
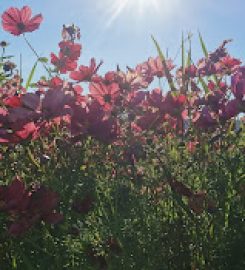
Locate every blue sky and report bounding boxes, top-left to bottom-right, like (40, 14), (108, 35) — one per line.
(0, 0), (245, 82)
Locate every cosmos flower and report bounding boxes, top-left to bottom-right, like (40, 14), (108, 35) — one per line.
(51, 53), (77, 74)
(89, 82), (120, 111)
(59, 41), (81, 61)
(1, 6), (43, 36)
(231, 66), (245, 101)
(70, 58), (102, 82)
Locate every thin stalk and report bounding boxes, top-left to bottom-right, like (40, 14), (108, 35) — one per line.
(23, 34), (51, 77)
(20, 53), (22, 87)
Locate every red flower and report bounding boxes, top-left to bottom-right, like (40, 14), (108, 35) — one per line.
(161, 92), (187, 119)
(1, 6), (43, 36)
(59, 41), (81, 61)
(0, 177), (29, 212)
(72, 194), (94, 215)
(194, 107), (217, 129)
(28, 186), (63, 225)
(147, 56), (174, 78)
(147, 88), (164, 109)
(221, 99), (241, 120)
(136, 61), (154, 84)
(49, 76), (64, 90)
(3, 96), (22, 108)
(15, 122), (37, 140)
(51, 53), (77, 74)
(220, 55), (241, 70)
(231, 66), (245, 101)
(89, 82), (120, 111)
(70, 58), (102, 82)
(42, 89), (74, 118)
(136, 111), (162, 131)
(0, 180), (64, 237)
(88, 116), (119, 143)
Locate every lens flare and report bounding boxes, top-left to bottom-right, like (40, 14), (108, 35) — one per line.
(104, 0), (178, 27)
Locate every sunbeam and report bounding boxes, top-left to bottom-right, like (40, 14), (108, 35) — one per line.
(104, 0), (179, 27)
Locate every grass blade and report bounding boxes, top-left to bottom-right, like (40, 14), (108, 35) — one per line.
(199, 77), (209, 94)
(182, 32), (185, 70)
(25, 60), (38, 90)
(151, 35), (176, 91)
(198, 31), (208, 58)
(198, 31), (219, 84)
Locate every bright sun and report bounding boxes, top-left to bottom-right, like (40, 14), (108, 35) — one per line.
(105, 0), (165, 27)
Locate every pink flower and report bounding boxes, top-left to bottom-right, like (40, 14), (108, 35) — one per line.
(221, 99), (241, 120)
(220, 55), (241, 71)
(59, 41), (81, 61)
(147, 56), (174, 78)
(231, 66), (245, 101)
(161, 92), (187, 119)
(1, 6), (43, 36)
(89, 82), (120, 111)
(15, 122), (37, 140)
(51, 53), (77, 74)
(147, 88), (164, 109)
(3, 96), (22, 108)
(70, 58), (102, 82)
(194, 107), (217, 129)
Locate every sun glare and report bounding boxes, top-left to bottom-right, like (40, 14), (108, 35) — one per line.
(105, 0), (177, 27)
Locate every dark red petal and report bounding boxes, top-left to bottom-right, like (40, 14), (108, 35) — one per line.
(43, 212), (63, 224)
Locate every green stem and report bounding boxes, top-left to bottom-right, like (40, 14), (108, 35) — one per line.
(23, 34), (51, 77)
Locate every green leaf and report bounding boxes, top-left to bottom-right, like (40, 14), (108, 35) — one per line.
(38, 57), (49, 63)
(12, 256), (17, 269)
(27, 147), (41, 169)
(29, 83), (37, 88)
(151, 35), (176, 91)
(187, 33), (192, 67)
(172, 192), (195, 220)
(199, 76), (209, 94)
(181, 32), (185, 70)
(0, 55), (14, 61)
(198, 31), (208, 57)
(40, 76), (47, 81)
(198, 32), (219, 84)
(25, 60), (38, 90)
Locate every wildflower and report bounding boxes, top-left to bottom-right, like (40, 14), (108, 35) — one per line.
(161, 92), (187, 119)
(1, 6), (43, 36)
(231, 66), (245, 101)
(194, 107), (217, 129)
(70, 58), (102, 82)
(62, 24), (80, 42)
(59, 41), (81, 61)
(89, 82), (120, 111)
(42, 89), (74, 119)
(221, 99), (241, 120)
(8, 185), (63, 237)
(116, 69), (149, 91)
(4, 95), (22, 108)
(0, 177), (29, 212)
(50, 53), (77, 74)
(219, 55), (241, 71)
(147, 88), (164, 109)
